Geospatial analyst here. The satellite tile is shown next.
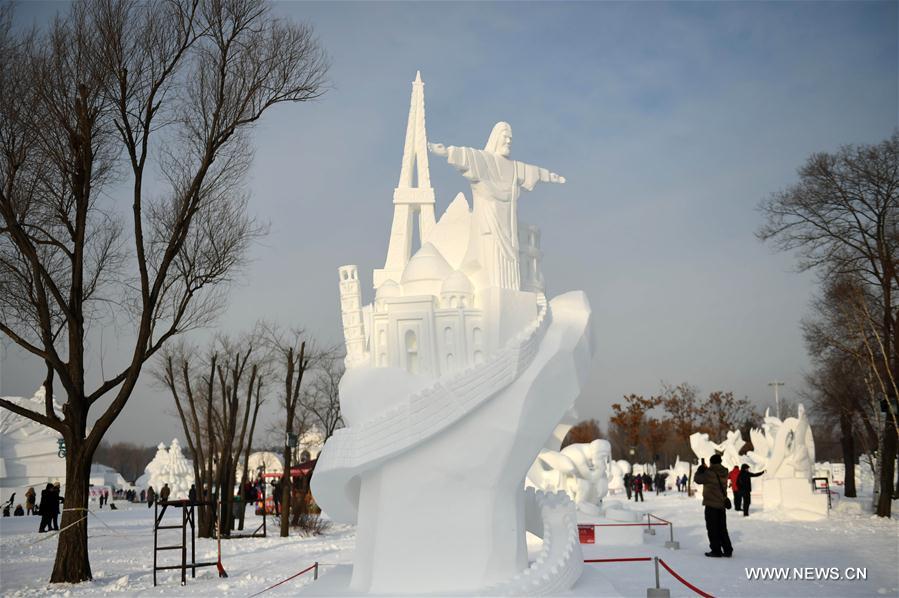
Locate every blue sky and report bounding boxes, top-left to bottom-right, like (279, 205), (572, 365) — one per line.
(2, 1), (897, 444)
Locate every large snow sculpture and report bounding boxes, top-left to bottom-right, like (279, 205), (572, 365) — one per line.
(313, 72), (594, 595)
(0, 387), (66, 501)
(527, 439), (610, 515)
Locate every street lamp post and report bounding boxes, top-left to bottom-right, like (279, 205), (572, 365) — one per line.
(768, 380), (785, 419)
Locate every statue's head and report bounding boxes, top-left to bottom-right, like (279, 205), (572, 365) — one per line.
(485, 121), (512, 157)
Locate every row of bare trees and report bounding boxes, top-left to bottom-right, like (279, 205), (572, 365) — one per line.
(758, 132), (899, 516)
(155, 326), (343, 539)
(606, 384), (758, 465)
(0, 0), (328, 582)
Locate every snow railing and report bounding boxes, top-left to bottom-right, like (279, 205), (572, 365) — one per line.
(584, 556), (715, 598)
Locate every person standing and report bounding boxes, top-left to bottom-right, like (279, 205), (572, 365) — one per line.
(49, 483), (61, 531)
(147, 486), (156, 508)
(188, 484), (197, 505)
(633, 474), (644, 502)
(737, 465), (765, 517)
(160, 483), (171, 504)
(38, 483), (54, 532)
(728, 465), (741, 511)
(654, 472), (663, 495)
(25, 487), (36, 516)
(694, 455), (733, 558)
(681, 474), (689, 493)
(623, 472), (632, 500)
(642, 472), (652, 493)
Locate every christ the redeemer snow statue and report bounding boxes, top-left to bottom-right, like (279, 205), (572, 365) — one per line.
(429, 122), (565, 290)
(312, 72), (594, 596)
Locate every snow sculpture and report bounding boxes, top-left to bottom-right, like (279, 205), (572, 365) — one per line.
(761, 404), (827, 518)
(135, 439), (194, 499)
(527, 439), (611, 515)
(0, 387), (66, 501)
(664, 456), (691, 489)
(607, 459), (629, 493)
(313, 72), (593, 595)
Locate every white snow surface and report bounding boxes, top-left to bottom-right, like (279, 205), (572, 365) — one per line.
(0, 491), (897, 596)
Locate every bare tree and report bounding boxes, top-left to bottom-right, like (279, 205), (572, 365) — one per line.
(561, 419), (602, 449)
(157, 334), (266, 537)
(265, 327), (315, 537)
(300, 351), (344, 442)
(0, 0), (328, 581)
(758, 132), (899, 516)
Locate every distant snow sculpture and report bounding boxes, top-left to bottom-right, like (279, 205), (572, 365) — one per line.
(313, 72), (593, 595)
(608, 459), (630, 493)
(135, 439), (194, 499)
(528, 439), (611, 515)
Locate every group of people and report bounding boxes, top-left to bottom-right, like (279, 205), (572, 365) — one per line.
(694, 454), (765, 558)
(622, 471), (670, 501)
(673, 474), (689, 492)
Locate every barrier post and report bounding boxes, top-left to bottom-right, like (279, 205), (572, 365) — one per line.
(644, 513), (655, 535)
(646, 556), (671, 598)
(314, 562), (319, 580)
(664, 522), (679, 550)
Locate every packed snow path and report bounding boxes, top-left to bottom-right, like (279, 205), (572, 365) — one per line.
(0, 492), (896, 596)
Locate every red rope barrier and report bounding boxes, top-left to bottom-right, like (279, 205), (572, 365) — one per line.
(587, 522), (668, 527)
(584, 557), (652, 563)
(658, 558), (715, 598)
(248, 562), (318, 597)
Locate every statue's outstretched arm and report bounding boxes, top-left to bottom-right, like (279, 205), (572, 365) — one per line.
(428, 142), (448, 157)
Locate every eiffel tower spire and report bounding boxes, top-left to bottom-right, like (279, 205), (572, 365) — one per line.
(374, 71), (437, 289)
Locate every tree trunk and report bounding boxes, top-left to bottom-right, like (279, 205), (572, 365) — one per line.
(876, 420), (896, 516)
(839, 413), (857, 498)
(280, 443), (291, 537)
(50, 440), (92, 583)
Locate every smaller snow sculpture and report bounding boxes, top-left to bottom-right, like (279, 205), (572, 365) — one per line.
(607, 459), (629, 494)
(689, 430), (744, 471)
(664, 456), (691, 489)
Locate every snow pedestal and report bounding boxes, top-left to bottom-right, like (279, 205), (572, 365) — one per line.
(762, 478), (828, 520)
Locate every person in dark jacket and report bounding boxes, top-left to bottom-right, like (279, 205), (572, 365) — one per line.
(632, 474), (644, 502)
(642, 472), (652, 492)
(38, 484), (54, 532)
(50, 483), (62, 530)
(146, 486), (156, 508)
(736, 464), (765, 517)
(188, 484), (197, 504)
(623, 473), (632, 500)
(694, 455), (733, 558)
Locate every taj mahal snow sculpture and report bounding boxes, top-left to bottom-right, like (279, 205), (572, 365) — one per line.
(313, 72), (594, 595)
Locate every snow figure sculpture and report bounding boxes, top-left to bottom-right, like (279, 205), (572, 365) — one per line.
(689, 430), (743, 471)
(313, 72), (594, 595)
(527, 439), (611, 515)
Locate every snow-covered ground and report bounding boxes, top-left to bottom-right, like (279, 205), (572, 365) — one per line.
(1, 491), (897, 597)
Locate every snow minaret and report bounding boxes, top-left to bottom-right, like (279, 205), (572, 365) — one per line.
(373, 70), (436, 289)
(339, 265), (367, 364)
